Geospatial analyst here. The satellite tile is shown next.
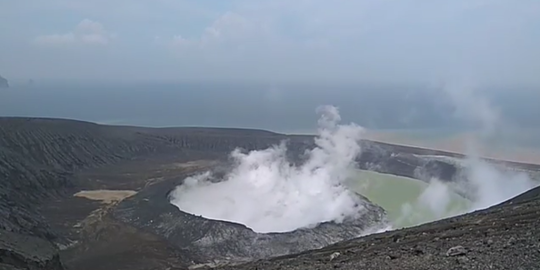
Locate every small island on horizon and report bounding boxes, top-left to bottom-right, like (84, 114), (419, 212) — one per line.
(0, 74), (9, 88)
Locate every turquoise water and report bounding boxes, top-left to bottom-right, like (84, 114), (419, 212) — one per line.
(347, 170), (471, 229)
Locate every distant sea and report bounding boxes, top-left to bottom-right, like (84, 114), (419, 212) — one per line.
(0, 83), (320, 132)
(0, 82), (455, 131)
(1, 82), (539, 152)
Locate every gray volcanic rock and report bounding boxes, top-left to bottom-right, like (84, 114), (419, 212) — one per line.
(219, 185), (540, 270)
(0, 117), (539, 269)
(0, 229), (64, 270)
(0, 75), (8, 88)
(112, 169), (389, 266)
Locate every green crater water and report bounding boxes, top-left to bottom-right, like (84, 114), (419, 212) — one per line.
(346, 170), (471, 229)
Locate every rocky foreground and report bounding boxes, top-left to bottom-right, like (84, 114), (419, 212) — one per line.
(0, 117), (539, 270)
(220, 187), (540, 270)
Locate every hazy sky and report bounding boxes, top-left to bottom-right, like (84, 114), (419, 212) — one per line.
(1, 0), (539, 85)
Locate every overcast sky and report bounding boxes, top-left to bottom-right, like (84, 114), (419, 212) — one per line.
(1, 0), (539, 85)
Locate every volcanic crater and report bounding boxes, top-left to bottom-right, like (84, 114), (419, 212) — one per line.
(1, 116), (539, 270)
(110, 163), (388, 267)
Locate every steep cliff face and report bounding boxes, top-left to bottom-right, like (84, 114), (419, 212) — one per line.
(0, 75), (8, 88)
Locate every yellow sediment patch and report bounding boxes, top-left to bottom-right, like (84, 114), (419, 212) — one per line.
(169, 160), (218, 169)
(74, 190), (137, 204)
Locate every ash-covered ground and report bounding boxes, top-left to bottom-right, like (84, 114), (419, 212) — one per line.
(0, 108), (539, 270)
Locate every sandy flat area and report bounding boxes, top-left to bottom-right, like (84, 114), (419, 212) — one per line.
(74, 190), (137, 204)
(364, 130), (540, 165)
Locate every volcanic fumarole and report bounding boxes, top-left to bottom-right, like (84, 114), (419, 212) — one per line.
(170, 104), (539, 233)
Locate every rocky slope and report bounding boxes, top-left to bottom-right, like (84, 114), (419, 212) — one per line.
(0, 230), (63, 270)
(220, 186), (540, 270)
(0, 117), (538, 269)
(0, 118), (288, 269)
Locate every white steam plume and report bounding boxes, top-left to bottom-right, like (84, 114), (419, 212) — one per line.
(403, 82), (538, 223)
(170, 105), (368, 233)
(445, 82), (537, 211)
(463, 158), (536, 210)
(443, 80), (501, 137)
(417, 179), (453, 216)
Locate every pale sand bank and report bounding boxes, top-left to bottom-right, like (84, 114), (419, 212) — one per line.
(364, 130), (540, 165)
(74, 190), (137, 203)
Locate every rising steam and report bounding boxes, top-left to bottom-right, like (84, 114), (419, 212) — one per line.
(171, 86), (538, 234)
(447, 83), (537, 211)
(402, 83), (539, 223)
(170, 105), (368, 233)
(462, 158), (537, 210)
